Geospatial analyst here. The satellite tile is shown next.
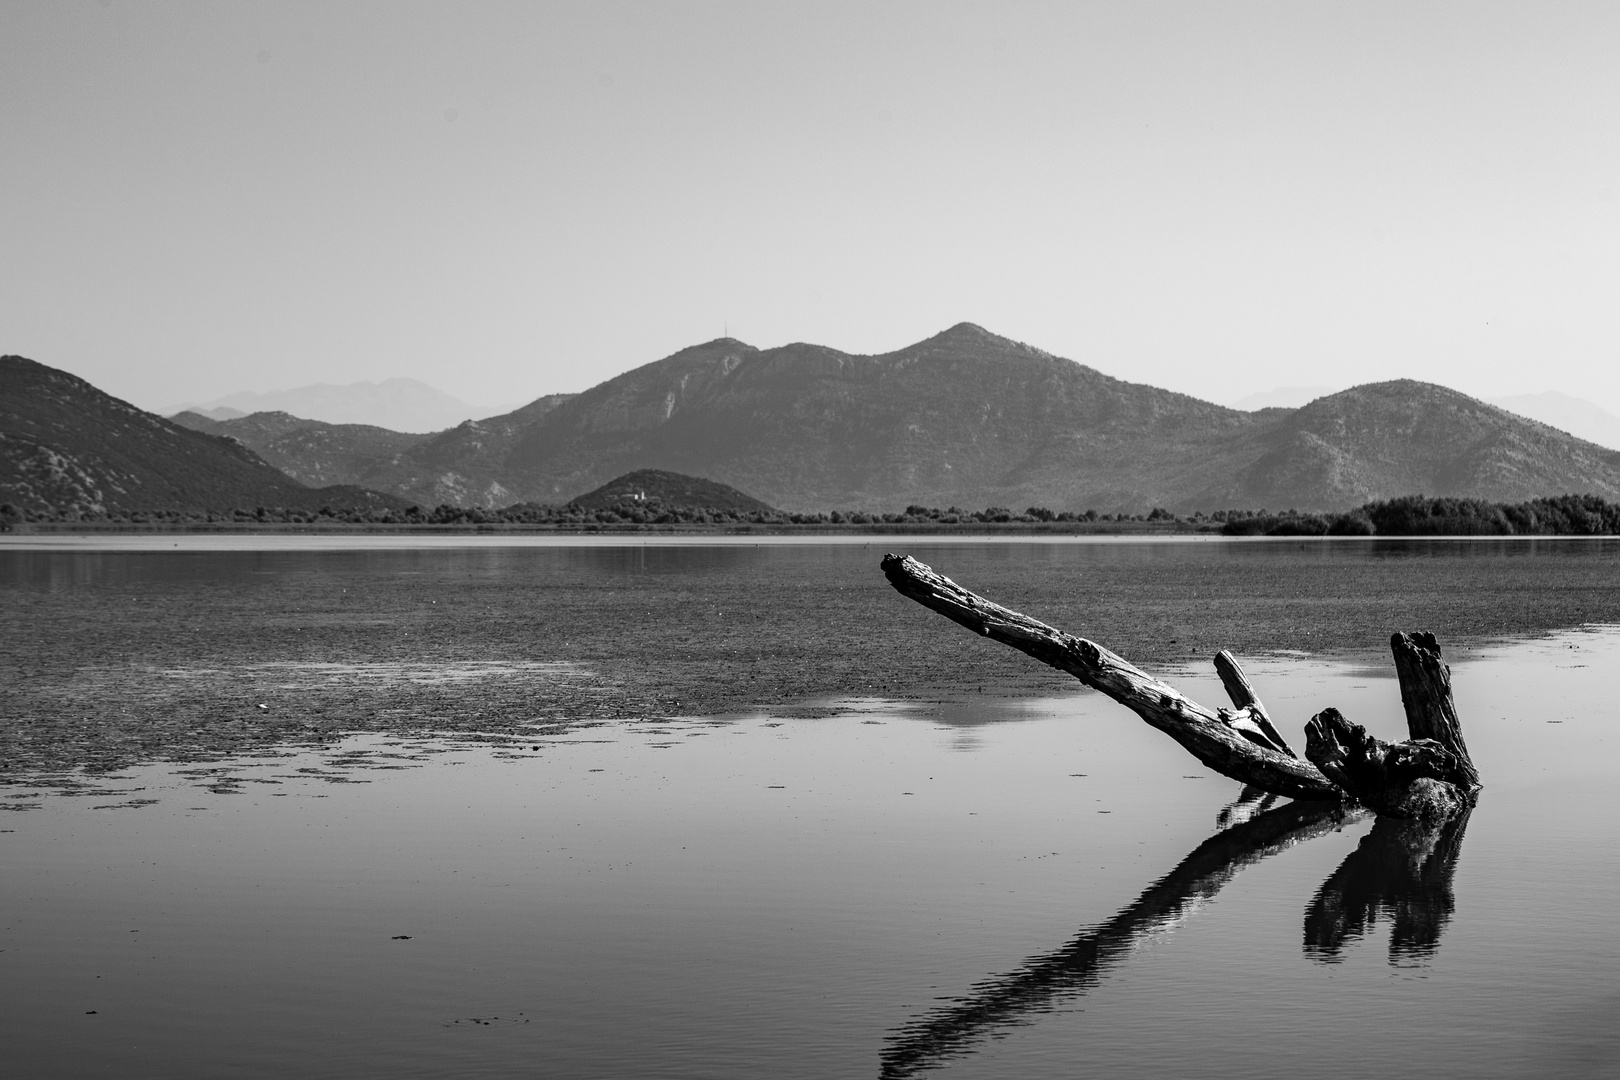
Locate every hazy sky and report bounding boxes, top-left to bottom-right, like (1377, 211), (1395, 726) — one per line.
(4, 1), (1619, 414)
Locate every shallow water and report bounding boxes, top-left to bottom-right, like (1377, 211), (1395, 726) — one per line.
(3, 541), (1619, 1077)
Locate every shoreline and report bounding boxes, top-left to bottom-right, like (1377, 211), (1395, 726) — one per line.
(7, 522), (1620, 552)
(0, 519), (1202, 537)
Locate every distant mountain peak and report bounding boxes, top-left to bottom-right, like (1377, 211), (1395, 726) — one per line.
(922, 322), (1011, 349)
(674, 336), (756, 354)
(909, 322), (1058, 362)
(1229, 385), (1338, 411)
(166, 377), (517, 434)
(1327, 379), (1525, 414)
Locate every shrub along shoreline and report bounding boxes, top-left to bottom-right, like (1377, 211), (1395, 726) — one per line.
(5, 494), (1620, 536)
(1216, 494), (1620, 536)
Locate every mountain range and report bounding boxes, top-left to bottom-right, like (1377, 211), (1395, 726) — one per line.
(11, 325), (1620, 515)
(173, 393), (577, 508)
(165, 378), (517, 434)
(166, 323), (1620, 513)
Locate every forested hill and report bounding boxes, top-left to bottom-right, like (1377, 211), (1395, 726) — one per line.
(569, 469), (778, 513)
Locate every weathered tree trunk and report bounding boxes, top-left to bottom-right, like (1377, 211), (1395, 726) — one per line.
(880, 553), (1480, 817)
(1302, 709), (1475, 819)
(1391, 631), (1481, 789)
(1301, 634), (1480, 819)
(880, 553), (1336, 800)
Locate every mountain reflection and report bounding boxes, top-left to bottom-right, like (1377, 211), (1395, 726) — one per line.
(1304, 808), (1471, 965)
(879, 797), (1357, 1079)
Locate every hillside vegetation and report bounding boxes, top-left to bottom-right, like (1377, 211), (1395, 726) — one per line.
(1, 356), (404, 515)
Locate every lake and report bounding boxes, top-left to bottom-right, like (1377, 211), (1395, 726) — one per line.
(3, 537), (1618, 1078)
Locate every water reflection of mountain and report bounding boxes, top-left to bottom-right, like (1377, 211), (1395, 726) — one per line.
(1304, 808), (1471, 965)
(880, 799), (1472, 1078)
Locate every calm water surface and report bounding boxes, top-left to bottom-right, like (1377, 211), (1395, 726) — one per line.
(3, 540), (1617, 1078)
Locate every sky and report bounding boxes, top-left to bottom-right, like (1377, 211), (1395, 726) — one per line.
(4, 1), (1619, 415)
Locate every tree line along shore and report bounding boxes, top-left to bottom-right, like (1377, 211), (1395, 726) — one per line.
(6, 493), (1620, 537)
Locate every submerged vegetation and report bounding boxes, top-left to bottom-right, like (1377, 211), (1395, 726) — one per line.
(8, 492), (1620, 536)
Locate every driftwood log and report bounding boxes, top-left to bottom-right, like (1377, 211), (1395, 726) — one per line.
(880, 554), (1480, 818)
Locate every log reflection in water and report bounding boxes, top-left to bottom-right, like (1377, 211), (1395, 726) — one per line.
(879, 798), (1360, 1079)
(1304, 807), (1471, 965)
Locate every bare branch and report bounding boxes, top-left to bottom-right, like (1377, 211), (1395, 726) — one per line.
(1214, 650), (1296, 757)
(880, 553), (1338, 801)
